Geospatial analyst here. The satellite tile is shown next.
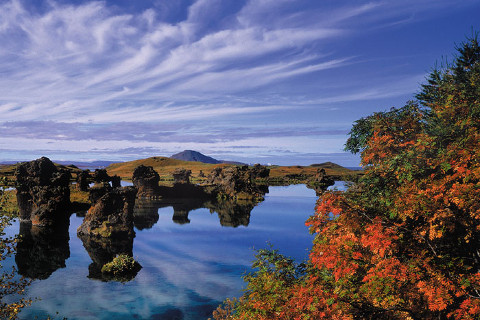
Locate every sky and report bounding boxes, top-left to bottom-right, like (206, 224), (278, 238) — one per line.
(0, 0), (479, 166)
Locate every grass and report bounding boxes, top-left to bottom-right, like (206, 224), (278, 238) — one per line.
(1, 189), (19, 217)
(106, 157), (362, 184)
(106, 156), (227, 181)
(0, 158), (362, 219)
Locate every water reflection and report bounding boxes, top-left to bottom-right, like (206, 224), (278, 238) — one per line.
(133, 196), (263, 229)
(15, 221), (70, 280)
(78, 233), (138, 282)
(9, 185), (317, 319)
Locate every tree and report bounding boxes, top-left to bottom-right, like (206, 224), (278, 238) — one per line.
(214, 33), (480, 319)
(0, 179), (32, 319)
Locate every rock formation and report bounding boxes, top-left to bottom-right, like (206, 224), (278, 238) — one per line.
(92, 169), (110, 184)
(15, 157), (71, 226)
(205, 165), (269, 199)
(88, 182), (112, 205)
(172, 168), (192, 185)
(76, 170), (91, 191)
(308, 168), (335, 195)
(78, 186), (137, 239)
(132, 165), (160, 198)
(251, 163), (270, 178)
(111, 175), (121, 188)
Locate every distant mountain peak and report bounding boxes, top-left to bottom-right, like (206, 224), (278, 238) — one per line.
(170, 150), (221, 164)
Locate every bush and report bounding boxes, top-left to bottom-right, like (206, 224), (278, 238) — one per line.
(213, 33), (480, 319)
(101, 254), (142, 280)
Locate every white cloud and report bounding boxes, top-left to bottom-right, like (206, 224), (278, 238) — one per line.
(0, 0), (477, 162)
(0, 0), (350, 124)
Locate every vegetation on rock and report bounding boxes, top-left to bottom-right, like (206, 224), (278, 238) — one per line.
(100, 254), (142, 282)
(213, 34), (480, 320)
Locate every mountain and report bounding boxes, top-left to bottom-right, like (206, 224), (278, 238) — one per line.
(55, 160), (118, 169)
(170, 150), (221, 164)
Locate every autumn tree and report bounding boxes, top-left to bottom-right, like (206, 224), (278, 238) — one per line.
(214, 34), (480, 319)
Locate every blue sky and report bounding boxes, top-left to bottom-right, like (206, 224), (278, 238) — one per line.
(0, 0), (479, 166)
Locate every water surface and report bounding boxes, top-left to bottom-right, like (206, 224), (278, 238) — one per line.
(4, 184), (317, 320)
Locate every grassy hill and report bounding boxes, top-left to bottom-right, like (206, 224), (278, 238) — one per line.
(106, 156), (228, 181)
(106, 157), (361, 183)
(0, 157), (362, 186)
(268, 162), (360, 183)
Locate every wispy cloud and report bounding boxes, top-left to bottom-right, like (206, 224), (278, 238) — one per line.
(0, 0), (348, 123)
(0, 0), (478, 164)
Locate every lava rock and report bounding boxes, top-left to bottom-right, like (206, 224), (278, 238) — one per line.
(132, 165), (160, 198)
(78, 186), (137, 239)
(15, 157), (71, 226)
(172, 168), (192, 185)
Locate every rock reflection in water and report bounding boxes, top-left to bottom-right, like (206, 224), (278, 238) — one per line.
(133, 195), (265, 229)
(15, 221), (70, 280)
(208, 199), (255, 227)
(78, 233), (137, 282)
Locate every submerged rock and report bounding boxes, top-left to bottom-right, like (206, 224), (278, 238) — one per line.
(15, 157), (71, 226)
(78, 186), (137, 239)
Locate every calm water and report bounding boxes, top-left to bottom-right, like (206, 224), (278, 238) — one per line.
(4, 184), (318, 320)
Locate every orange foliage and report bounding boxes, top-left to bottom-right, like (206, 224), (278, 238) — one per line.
(213, 35), (480, 320)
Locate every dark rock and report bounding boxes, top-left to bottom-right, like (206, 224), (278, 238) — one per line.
(93, 169), (110, 183)
(88, 182), (112, 205)
(132, 165), (160, 198)
(172, 168), (192, 185)
(15, 221), (70, 279)
(205, 166), (267, 200)
(76, 170), (91, 191)
(251, 164), (270, 178)
(198, 170), (205, 178)
(78, 232), (137, 281)
(308, 168), (335, 195)
(78, 186), (137, 239)
(15, 157), (71, 226)
(111, 175), (121, 188)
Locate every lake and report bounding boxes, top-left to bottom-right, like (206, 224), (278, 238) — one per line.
(3, 184), (318, 320)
